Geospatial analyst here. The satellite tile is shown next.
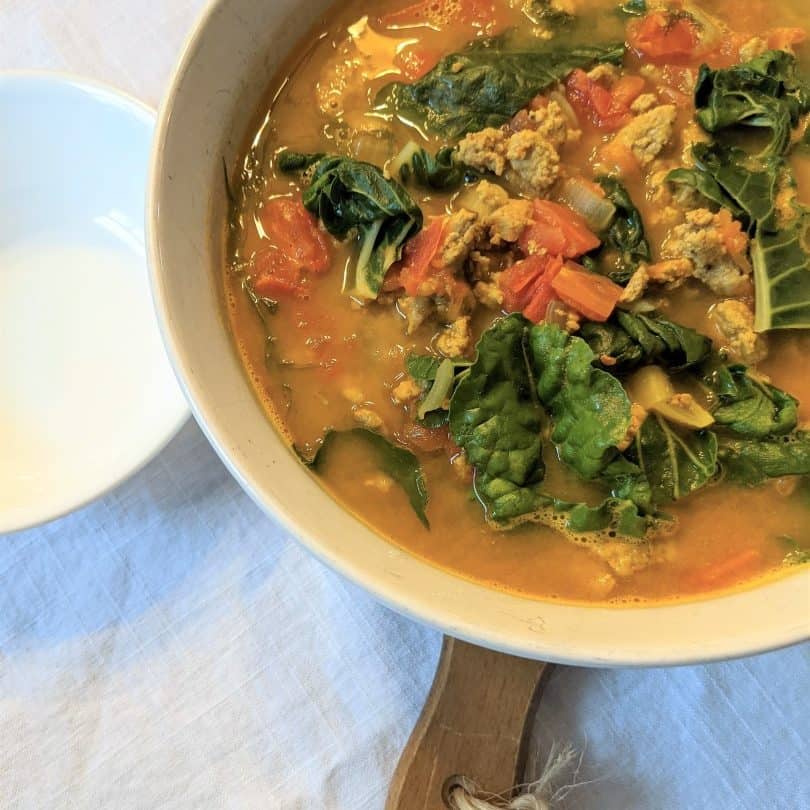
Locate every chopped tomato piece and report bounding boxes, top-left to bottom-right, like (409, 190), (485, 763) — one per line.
(500, 253), (564, 323)
(627, 12), (699, 63)
(260, 197), (331, 273)
(254, 197), (331, 297)
(519, 199), (601, 259)
(767, 27), (807, 50)
(399, 217), (447, 297)
(253, 248), (305, 297)
(550, 262), (623, 322)
(565, 69), (643, 132)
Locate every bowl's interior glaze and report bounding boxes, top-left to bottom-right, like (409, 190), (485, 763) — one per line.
(148, 0), (810, 665)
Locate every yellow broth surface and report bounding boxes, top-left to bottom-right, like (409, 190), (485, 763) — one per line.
(225, 0), (810, 603)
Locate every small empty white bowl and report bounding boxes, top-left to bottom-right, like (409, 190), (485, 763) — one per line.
(0, 73), (188, 533)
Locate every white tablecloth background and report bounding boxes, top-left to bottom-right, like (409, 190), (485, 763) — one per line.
(1, 3), (808, 808)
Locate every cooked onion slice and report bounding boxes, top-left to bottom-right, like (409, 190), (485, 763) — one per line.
(558, 178), (616, 232)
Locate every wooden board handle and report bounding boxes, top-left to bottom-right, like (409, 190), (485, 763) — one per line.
(386, 636), (552, 810)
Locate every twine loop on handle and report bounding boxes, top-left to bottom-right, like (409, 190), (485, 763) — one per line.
(442, 744), (582, 810)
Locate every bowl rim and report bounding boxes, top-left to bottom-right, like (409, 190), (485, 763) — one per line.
(147, 0), (810, 666)
(0, 70), (188, 534)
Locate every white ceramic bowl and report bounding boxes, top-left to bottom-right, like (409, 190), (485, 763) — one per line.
(0, 73), (188, 533)
(148, 0), (810, 665)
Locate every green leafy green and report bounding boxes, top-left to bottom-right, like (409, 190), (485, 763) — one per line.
(279, 152), (422, 299)
(581, 311), (712, 374)
(718, 431), (810, 485)
(376, 37), (623, 138)
(309, 428), (430, 527)
(447, 316), (654, 536)
(665, 142), (810, 333)
(618, 0), (646, 15)
(529, 323), (631, 479)
(523, 0), (575, 27)
(448, 314), (546, 519)
(602, 455), (654, 513)
(668, 143), (779, 231)
(752, 211), (810, 330)
(501, 492), (654, 538)
(397, 145), (476, 190)
(665, 166), (744, 219)
(624, 415), (718, 504)
(406, 353), (442, 382)
(593, 176), (651, 285)
(276, 150), (324, 172)
(406, 354), (473, 423)
(694, 50), (810, 158)
(704, 364), (798, 438)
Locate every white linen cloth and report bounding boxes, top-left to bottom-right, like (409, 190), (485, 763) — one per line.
(1, 3), (808, 808)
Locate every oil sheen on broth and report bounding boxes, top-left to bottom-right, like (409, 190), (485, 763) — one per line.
(225, 0), (810, 603)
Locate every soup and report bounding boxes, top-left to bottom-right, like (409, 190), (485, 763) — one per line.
(224, 0), (810, 604)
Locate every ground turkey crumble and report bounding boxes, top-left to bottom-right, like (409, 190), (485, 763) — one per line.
(457, 122), (566, 196)
(611, 104), (677, 167)
(662, 209), (752, 296)
(711, 299), (768, 364)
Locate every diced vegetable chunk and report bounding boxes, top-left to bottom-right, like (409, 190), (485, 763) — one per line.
(550, 263), (623, 321)
(399, 218), (446, 296)
(500, 253), (563, 323)
(519, 199), (601, 259)
(626, 366), (675, 409)
(253, 197), (332, 296)
(627, 12), (699, 62)
(566, 69), (645, 131)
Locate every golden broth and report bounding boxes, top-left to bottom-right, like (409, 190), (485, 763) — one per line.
(225, 0), (810, 604)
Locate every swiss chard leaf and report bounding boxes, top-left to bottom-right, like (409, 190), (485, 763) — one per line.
(276, 150), (325, 172)
(625, 414), (718, 503)
(666, 143), (810, 333)
(309, 428), (430, 527)
(399, 145), (477, 190)
(417, 358), (456, 420)
(752, 211), (810, 330)
(407, 354), (473, 421)
(665, 166), (744, 219)
(406, 353), (442, 381)
(448, 314), (546, 519)
(529, 322), (631, 479)
(279, 152), (422, 299)
(719, 431), (810, 485)
(593, 176), (651, 284)
(704, 364), (798, 438)
(581, 311), (712, 373)
(694, 50), (810, 158)
(448, 316), (654, 537)
(376, 38), (623, 138)
(669, 143), (779, 231)
(602, 455), (654, 513)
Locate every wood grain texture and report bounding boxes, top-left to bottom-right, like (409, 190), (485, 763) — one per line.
(386, 636), (551, 810)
